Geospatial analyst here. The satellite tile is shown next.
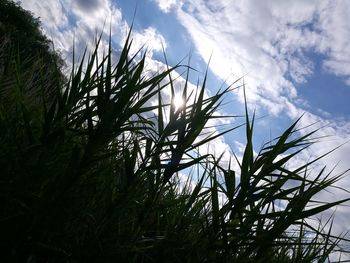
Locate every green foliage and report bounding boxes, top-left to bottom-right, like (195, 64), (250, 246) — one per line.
(0, 3), (349, 262)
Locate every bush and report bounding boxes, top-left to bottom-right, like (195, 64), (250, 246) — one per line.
(0, 0), (65, 100)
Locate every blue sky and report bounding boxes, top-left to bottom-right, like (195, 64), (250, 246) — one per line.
(21, 0), (350, 236)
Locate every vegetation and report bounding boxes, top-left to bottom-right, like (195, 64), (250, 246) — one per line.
(0, 1), (349, 262)
(0, 0), (65, 100)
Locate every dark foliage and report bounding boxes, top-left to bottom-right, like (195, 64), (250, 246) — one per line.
(0, 0), (65, 100)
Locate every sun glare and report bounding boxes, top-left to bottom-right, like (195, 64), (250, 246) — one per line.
(173, 94), (185, 110)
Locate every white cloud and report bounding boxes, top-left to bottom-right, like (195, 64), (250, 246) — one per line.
(173, 0), (350, 165)
(128, 27), (167, 57)
(20, 0), (126, 61)
(174, 0), (350, 112)
(317, 1), (350, 81)
(153, 0), (178, 13)
(20, 0), (68, 38)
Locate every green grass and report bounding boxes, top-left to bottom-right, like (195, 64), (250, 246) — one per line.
(1, 11), (350, 262)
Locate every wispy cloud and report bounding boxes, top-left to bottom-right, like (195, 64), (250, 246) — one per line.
(318, 1), (350, 84)
(152, 0), (178, 13)
(21, 0), (125, 60)
(156, 0), (350, 167)
(152, 0), (350, 108)
(127, 27), (167, 57)
(21, 0), (165, 62)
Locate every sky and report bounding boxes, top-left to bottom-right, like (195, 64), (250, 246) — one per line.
(20, 0), (350, 242)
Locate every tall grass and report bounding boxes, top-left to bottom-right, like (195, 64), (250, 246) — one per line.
(0, 29), (349, 262)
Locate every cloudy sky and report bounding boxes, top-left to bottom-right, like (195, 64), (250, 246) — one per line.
(21, 0), (350, 237)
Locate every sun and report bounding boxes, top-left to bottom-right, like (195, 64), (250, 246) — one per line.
(172, 94), (185, 110)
